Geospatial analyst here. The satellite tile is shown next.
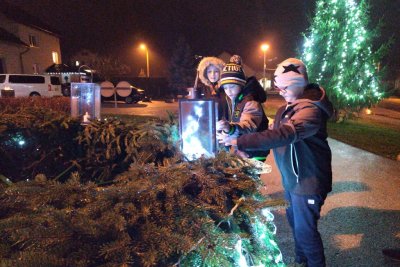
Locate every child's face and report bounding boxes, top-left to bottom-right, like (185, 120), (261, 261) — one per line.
(223, 84), (241, 100)
(206, 65), (220, 83)
(275, 84), (303, 103)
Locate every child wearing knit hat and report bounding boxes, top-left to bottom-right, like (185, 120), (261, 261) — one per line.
(216, 55), (269, 161)
(225, 57), (334, 267)
(273, 58), (309, 103)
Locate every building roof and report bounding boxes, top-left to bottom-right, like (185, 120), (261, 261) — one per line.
(45, 63), (77, 73)
(0, 0), (60, 36)
(0, 27), (28, 46)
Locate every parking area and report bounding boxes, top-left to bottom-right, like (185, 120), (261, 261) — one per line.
(101, 100), (179, 118)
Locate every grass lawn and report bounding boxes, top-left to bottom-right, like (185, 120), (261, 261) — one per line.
(328, 119), (400, 160)
(102, 113), (159, 123)
(264, 105), (279, 118)
(264, 104), (400, 160)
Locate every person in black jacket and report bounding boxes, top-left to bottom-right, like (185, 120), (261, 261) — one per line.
(216, 55), (269, 161)
(225, 58), (333, 267)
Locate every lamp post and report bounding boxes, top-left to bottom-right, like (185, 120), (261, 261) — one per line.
(140, 43), (150, 78)
(260, 44), (270, 82)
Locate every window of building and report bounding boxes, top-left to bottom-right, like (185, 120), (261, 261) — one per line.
(29, 35), (38, 47)
(52, 52), (59, 64)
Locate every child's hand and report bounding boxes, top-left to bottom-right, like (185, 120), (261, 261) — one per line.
(218, 134), (237, 147)
(216, 120), (230, 133)
(216, 131), (228, 142)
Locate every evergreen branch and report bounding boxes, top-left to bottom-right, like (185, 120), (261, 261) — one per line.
(54, 161), (80, 181)
(0, 108), (283, 266)
(173, 197), (245, 266)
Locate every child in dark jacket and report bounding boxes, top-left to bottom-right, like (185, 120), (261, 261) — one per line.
(226, 58), (333, 267)
(216, 55), (269, 161)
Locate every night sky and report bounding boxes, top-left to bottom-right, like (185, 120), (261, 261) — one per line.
(12, 0), (400, 77)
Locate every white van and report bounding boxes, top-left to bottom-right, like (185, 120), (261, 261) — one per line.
(0, 74), (62, 97)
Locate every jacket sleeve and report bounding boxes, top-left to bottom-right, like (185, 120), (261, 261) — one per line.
(230, 100), (264, 134)
(237, 104), (322, 151)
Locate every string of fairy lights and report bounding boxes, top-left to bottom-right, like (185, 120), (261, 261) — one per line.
(302, 0), (383, 108)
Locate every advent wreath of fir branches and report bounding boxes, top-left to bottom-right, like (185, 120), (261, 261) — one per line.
(0, 99), (285, 266)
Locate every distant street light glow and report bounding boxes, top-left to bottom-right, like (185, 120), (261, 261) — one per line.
(261, 43), (270, 89)
(261, 44), (270, 52)
(139, 43), (150, 77)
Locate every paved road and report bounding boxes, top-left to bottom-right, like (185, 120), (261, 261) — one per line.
(262, 141), (400, 266)
(102, 100), (179, 118)
(101, 97), (400, 266)
(101, 95), (400, 129)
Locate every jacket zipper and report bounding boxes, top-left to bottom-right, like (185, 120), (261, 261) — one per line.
(284, 106), (299, 183)
(226, 95), (235, 123)
(290, 143), (299, 183)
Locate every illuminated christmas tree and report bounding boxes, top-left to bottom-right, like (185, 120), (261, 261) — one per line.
(301, 0), (389, 118)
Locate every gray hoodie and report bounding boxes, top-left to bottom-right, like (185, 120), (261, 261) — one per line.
(237, 84), (333, 195)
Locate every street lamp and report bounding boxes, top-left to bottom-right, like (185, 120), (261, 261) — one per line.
(140, 43), (150, 78)
(260, 43), (270, 81)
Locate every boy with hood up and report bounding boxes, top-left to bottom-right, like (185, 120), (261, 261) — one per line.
(216, 55), (269, 161)
(225, 58), (333, 267)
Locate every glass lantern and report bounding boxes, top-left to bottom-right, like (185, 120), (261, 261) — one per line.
(70, 83), (101, 122)
(179, 99), (216, 160)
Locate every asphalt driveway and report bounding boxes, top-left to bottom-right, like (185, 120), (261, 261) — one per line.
(262, 139), (400, 266)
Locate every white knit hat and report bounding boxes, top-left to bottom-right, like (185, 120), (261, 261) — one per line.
(274, 58), (308, 89)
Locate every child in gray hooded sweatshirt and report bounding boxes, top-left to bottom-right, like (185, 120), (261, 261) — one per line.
(226, 58), (333, 267)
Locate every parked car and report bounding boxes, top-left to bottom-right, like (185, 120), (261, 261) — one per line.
(0, 74), (62, 97)
(123, 86), (146, 104)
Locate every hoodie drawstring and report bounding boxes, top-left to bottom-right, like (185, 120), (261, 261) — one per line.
(290, 143), (299, 183)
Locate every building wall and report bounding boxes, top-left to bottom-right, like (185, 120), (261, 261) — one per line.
(0, 42), (23, 73)
(0, 12), (61, 74)
(17, 24), (61, 74)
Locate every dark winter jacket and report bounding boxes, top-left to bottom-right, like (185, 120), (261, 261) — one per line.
(194, 83), (228, 120)
(224, 76), (269, 159)
(237, 83), (333, 194)
(214, 85), (229, 121)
